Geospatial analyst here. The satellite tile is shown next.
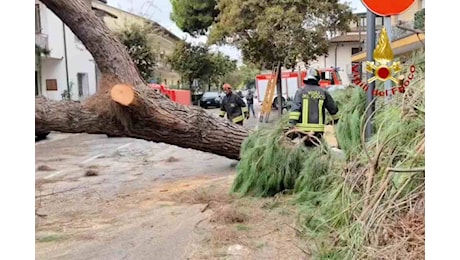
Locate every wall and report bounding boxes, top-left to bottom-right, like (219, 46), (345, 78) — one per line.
(393, 0), (424, 23)
(36, 1), (64, 60)
(40, 59), (66, 100)
(67, 32), (97, 101)
(308, 42), (361, 84)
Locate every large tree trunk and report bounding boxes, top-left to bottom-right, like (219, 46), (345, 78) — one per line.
(36, 0), (249, 160)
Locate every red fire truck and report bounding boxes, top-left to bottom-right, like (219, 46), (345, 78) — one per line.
(255, 67), (344, 106)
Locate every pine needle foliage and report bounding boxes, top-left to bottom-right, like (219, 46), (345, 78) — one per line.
(232, 50), (425, 259)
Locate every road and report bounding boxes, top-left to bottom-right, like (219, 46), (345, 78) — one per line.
(35, 104), (289, 260)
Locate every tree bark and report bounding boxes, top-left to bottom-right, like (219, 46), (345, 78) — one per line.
(36, 0), (249, 160)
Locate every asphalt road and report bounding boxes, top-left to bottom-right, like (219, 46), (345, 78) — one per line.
(35, 109), (240, 259)
(34, 103), (320, 260)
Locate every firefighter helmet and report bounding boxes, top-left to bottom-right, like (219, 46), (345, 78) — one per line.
(304, 68), (321, 84)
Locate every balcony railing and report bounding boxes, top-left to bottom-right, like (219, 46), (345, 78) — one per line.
(35, 33), (48, 50)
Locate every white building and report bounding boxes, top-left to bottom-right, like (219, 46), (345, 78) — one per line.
(35, 0), (97, 101)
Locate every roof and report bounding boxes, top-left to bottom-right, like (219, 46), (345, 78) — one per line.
(92, 1), (182, 42)
(329, 34), (364, 43)
(351, 33), (425, 62)
(92, 6), (118, 19)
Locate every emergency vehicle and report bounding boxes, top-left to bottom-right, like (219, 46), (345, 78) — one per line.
(255, 67), (345, 106)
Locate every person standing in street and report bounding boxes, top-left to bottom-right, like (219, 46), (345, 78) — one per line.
(246, 90), (256, 117)
(219, 83), (249, 125)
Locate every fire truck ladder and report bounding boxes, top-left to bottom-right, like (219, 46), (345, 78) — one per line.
(259, 63), (280, 123)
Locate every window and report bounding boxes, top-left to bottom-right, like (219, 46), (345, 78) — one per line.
(45, 79), (58, 91)
(352, 47), (362, 55)
(321, 71), (333, 81)
(202, 92), (219, 98)
(35, 4), (41, 33)
(359, 15), (384, 27)
(375, 17), (384, 26)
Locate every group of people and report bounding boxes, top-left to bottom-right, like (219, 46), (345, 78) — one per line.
(219, 68), (340, 146)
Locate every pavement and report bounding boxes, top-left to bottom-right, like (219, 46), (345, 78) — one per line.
(35, 129), (236, 260)
(35, 102), (326, 260)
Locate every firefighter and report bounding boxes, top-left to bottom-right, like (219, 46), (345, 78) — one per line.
(288, 68), (340, 146)
(219, 83), (249, 125)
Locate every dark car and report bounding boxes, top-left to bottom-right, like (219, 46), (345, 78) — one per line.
(199, 91), (223, 109)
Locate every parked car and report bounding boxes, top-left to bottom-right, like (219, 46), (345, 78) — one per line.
(199, 91), (223, 109)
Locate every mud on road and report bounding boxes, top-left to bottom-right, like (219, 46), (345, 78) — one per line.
(35, 131), (309, 260)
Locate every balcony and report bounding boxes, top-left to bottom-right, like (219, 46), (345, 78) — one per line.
(35, 33), (49, 50)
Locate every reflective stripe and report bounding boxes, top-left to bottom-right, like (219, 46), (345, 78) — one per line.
(318, 100), (324, 125)
(232, 115), (244, 123)
(219, 111), (226, 116)
(242, 107), (248, 113)
(331, 113), (340, 120)
(289, 111), (301, 120)
(302, 98), (309, 124)
(295, 123), (325, 132)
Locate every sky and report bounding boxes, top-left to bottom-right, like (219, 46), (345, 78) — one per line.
(107, 0), (367, 64)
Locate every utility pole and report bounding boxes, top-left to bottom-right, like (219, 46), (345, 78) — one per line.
(365, 10), (376, 140)
(384, 16), (393, 102)
(276, 63), (283, 117)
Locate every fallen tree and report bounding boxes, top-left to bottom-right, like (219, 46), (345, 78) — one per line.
(35, 0), (249, 160)
(232, 50), (425, 259)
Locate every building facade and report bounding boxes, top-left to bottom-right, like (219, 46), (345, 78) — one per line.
(307, 0), (424, 84)
(91, 1), (182, 87)
(35, 0), (97, 101)
(351, 0), (425, 64)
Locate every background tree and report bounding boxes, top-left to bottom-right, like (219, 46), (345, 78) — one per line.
(414, 8), (425, 30)
(239, 64), (260, 89)
(207, 52), (237, 90)
(222, 64), (260, 90)
(170, 0), (219, 36)
(115, 22), (157, 82)
(208, 0), (354, 69)
(170, 0), (354, 69)
(167, 41), (210, 89)
(221, 70), (243, 90)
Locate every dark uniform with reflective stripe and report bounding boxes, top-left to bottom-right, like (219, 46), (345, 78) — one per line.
(219, 93), (249, 125)
(289, 84), (339, 138)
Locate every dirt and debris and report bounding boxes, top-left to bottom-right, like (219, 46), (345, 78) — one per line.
(37, 165), (56, 171)
(35, 123), (311, 260)
(84, 169), (98, 177)
(165, 156), (180, 162)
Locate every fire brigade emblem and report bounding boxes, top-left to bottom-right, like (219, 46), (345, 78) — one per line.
(366, 27), (402, 84)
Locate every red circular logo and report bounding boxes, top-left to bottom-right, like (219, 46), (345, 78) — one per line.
(377, 67), (390, 79)
(361, 0), (416, 16)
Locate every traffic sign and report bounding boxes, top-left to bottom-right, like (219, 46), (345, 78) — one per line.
(361, 0), (416, 16)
